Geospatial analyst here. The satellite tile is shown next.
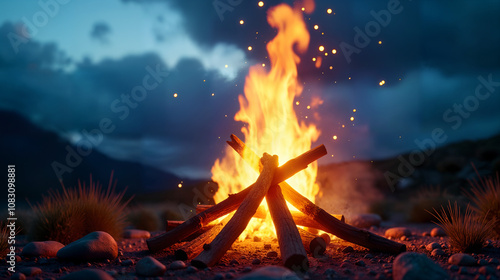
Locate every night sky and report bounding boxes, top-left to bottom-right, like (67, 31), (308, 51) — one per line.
(1, 0), (500, 179)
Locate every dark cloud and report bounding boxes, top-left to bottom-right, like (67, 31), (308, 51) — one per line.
(90, 22), (112, 44)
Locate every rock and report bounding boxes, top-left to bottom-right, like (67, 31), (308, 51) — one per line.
(251, 258), (261, 265)
(121, 259), (134, 266)
(364, 253), (374, 259)
(57, 231), (118, 261)
(430, 227), (447, 237)
(478, 259), (488, 266)
(135, 256), (166, 276)
(243, 266), (252, 273)
(488, 258), (500, 265)
(264, 244), (272, 250)
(393, 252), (449, 280)
(122, 229), (150, 239)
(59, 269), (114, 280)
(458, 267), (470, 275)
(426, 242), (441, 251)
(169, 260), (186, 270)
(448, 265), (459, 271)
(19, 267), (42, 276)
(431, 249), (445, 256)
(479, 266), (495, 275)
(186, 266), (198, 273)
(448, 253), (476, 266)
(267, 251), (278, 258)
(238, 266), (300, 280)
(11, 273), (26, 280)
(422, 232), (430, 237)
(348, 214), (382, 228)
(22, 241), (65, 258)
(385, 227), (412, 239)
(342, 246), (354, 253)
(229, 259), (239, 266)
(226, 272), (236, 279)
(355, 260), (366, 266)
(253, 236), (261, 242)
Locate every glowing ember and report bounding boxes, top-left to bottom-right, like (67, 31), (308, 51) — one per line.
(248, 46), (253, 51)
(319, 45), (325, 52)
(239, 20), (244, 25)
(258, 1), (264, 7)
(173, 93), (178, 98)
(212, 2), (320, 240)
(313, 24), (319, 30)
(379, 80), (386, 86)
(333, 135), (337, 140)
(331, 49), (337, 54)
(327, 8), (332, 14)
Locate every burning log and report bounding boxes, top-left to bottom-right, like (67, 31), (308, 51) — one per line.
(191, 153), (279, 269)
(166, 221), (214, 242)
(266, 184), (308, 272)
(298, 228), (328, 257)
(196, 204), (345, 225)
(226, 134), (406, 254)
(174, 215), (232, 261)
(147, 144), (327, 252)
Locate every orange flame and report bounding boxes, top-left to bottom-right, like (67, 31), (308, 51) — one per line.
(211, 2), (320, 239)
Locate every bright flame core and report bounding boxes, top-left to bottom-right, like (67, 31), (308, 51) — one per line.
(211, 3), (320, 240)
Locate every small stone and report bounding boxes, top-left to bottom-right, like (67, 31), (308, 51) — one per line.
(430, 227), (446, 237)
(11, 273), (26, 280)
(368, 270), (377, 276)
(479, 266), (495, 275)
(251, 258), (261, 265)
(448, 265), (459, 271)
(121, 259), (134, 266)
(106, 270), (117, 277)
(347, 214), (382, 228)
(238, 266), (299, 280)
(343, 268), (352, 274)
(59, 269), (114, 280)
(448, 253), (477, 266)
(123, 229), (150, 239)
(393, 252), (449, 280)
(441, 244), (448, 249)
(19, 267), (42, 276)
(385, 227), (412, 239)
(340, 262), (350, 268)
(267, 251), (278, 258)
(426, 242), (441, 251)
(22, 241), (65, 258)
(400, 236), (407, 241)
(264, 244), (272, 250)
(136, 256), (166, 277)
(225, 272), (235, 279)
(364, 253), (374, 259)
(253, 236), (261, 242)
(478, 259), (488, 266)
(229, 259), (239, 266)
(186, 266), (198, 273)
(342, 246), (354, 253)
(422, 232), (430, 237)
(320, 233), (331, 244)
(57, 231), (118, 261)
(213, 273), (224, 280)
(355, 260), (366, 267)
(170, 260), (187, 270)
(431, 249), (445, 256)
(459, 267), (470, 275)
(324, 268), (335, 275)
(243, 266), (252, 273)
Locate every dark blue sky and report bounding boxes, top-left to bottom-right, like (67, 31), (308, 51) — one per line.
(1, 0), (500, 178)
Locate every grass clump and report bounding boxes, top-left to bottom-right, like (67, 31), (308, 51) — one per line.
(465, 171), (500, 237)
(29, 173), (131, 244)
(408, 186), (457, 223)
(431, 201), (494, 252)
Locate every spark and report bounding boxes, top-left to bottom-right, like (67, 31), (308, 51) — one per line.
(329, 66), (333, 70)
(341, 124), (345, 128)
(178, 183), (182, 188)
(379, 80), (385, 86)
(296, 101), (300, 105)
(301, 7), (305, 11)
(239, 20), (244, 25)
(307, 105), (311, 109)
(211, 93), (215, 96)
(353, 109), (356, 112)
(173, 93), (178, 98)
(350, 116), (354, 121)
(348, 77), (351, 80)
(248, 46), (252, 51)
(312, 57), (316, 62)
(332, 49), (337, 54)
(319, 45), (325, 52)
(378, 40), (382, 44)
(225, 64), (228, 68)
(333, 135), (337, 140)
(314, 24), (319, 30)
(327, 8), (332, 14)
(324, 52), (328, 56)
(261, 63), (266, 67)
(258, 1), (264, 7)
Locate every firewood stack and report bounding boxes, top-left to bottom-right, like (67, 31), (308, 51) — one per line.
(146, 135), (406, 272)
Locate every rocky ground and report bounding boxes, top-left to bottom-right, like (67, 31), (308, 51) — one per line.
(1, 224), (499, 280)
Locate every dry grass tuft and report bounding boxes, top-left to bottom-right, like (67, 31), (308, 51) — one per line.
(29, 172), (131, 244)
(465, 170), (500, 237)
(431, 201), (494, 252)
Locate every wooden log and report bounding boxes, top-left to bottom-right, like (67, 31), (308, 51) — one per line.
(226, 134), (406, 254)
(191, 153), (279, 269)
(174, 215), (232, 261)
(146, 143), (327, 252)
(196, 205), (345, 226)
(266, 184), (308, 272)
(166, 220), (184, 231)
(166, 221), (214, 242)
(298, 228), (328, 257)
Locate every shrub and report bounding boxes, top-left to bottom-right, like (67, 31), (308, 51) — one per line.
(465, 171), (500, 237)
(126, 207), (160, 232)
(431, 201), (494, 252)
(29, 173), (131, 244)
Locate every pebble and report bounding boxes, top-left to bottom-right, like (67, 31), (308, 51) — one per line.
(459, 267), (470, 275)
(426, 242), (441, 251)
(448, 253), (477, 266)
(229, 259), (239, 266)
(59, 269), (114, 280)
(122, 229), (150, 239)
(342, 246), (354, 253)
(430, 227), (447, 237)
(488, 258), (500, 265)
(355, 260), (366, 267)
(170, 260), (187, 270)
(225, 272), (236, 279)
(251, 258), (261, 265)
(264, 244), (272, 250)
(422, 232), (430, 237)
(267, 251), (278, 258)
(479, 266), (495, 275)
(187, 266), (198, 273)
(431, 249), (445, 256)
(135, 256), (166, 277)
(213, 273), (224, 280)
(22, 241), (65, 258)
(448, 265), (459, 271)
(57, 231), (118, 261)
(19, 267), (42, 276)
(11, 273), (26, 280)
(478, 259), (488, 266)
(243, 266), (252, 273)
(364, 253), (374, 259)
(238, 266), (300, 280)
(347, 214), (382, 228)
(253, 236), (261, 242)
(393, 252), (449, 280)
(385, 227), (412, 239)
(121, 259), (134, 266)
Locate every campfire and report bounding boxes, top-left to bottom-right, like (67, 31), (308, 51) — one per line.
(147, 1), (405, 272)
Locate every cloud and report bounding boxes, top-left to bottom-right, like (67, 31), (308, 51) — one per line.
(90, 22), (111, 44)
